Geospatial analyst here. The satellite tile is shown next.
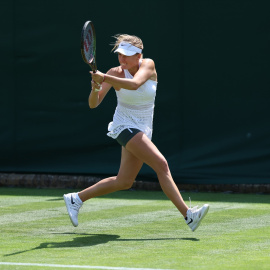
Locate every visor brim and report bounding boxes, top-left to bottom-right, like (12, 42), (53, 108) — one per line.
(114, 48), (138, 56)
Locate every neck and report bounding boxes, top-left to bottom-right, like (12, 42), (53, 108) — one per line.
(128, 61), (140, 76)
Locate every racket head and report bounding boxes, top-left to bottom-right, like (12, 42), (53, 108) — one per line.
(81, 21), (97, 72)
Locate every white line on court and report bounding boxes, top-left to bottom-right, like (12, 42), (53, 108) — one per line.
(0, 262), (174, 270)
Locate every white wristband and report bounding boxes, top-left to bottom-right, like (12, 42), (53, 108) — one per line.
(94, 86), (102, 92)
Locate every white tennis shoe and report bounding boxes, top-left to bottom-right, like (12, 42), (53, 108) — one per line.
(185, 204), (209, 232)
(63, 193), (83, 227)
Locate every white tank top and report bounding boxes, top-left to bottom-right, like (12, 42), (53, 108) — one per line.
(107, 61), (157, 140)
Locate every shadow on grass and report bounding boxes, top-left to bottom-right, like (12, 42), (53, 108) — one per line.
(4, 233), (199, 257)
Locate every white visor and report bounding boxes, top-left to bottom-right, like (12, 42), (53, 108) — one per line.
(114, 41), (142, 56)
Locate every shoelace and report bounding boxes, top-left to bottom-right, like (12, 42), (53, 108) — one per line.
(71, 201), (82, 211)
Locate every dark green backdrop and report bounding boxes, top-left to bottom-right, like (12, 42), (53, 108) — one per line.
(1, 0), (270, 184)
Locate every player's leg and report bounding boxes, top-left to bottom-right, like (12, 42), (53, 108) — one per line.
(125, 132), (209, 231)
(78, 147), (143, 201)
(64, 146), (143, 226)
(125, 132), (189, 216)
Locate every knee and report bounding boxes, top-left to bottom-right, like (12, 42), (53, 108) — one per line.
(122, 182), (134, 190)
(115, 177), (134, 190)
(119, 181), (134, 190)
(155, 157), (170, 175)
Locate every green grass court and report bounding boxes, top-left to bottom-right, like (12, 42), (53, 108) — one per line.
(0, 187), (269, 270)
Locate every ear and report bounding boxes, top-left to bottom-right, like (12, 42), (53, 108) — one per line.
(137, 53), (142, 59)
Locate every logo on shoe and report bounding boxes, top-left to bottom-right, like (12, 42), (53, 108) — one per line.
(187, 218), (193, 225)
(71, 195), (75, 204)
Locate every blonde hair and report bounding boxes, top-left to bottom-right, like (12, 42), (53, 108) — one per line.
(112, 34), (144, 52)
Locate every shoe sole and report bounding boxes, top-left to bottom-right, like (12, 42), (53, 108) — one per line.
(63, 194), (78, 227)
(192, 204), (209, 232)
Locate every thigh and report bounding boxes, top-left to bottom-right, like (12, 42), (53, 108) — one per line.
(116, 128), (141, 147)
(117, 146), (144, 183)
(125, 132), (167, 173)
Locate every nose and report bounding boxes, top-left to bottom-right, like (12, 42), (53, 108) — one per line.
(119, 54), (126, 61)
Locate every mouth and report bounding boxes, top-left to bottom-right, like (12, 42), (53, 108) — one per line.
(120, 63), (128, 69)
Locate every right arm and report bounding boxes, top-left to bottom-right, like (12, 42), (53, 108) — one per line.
(88, 66), (125, 108)
(88, 68), (117, 109)
(88, 76), (111, 109)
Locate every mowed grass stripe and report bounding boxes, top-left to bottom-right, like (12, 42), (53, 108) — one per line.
(1, 198), (269, 240)
(1, 194), (269, 234)
(0, 196), (166, 225)
(3, 208), (268, 239)
(0, 197), (145, 216)
(173, 227), (270, 269)
(0, 192), (177, 227)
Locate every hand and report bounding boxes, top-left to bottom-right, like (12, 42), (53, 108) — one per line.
(91, 80), (102, 92)
(90, 70), (104, 84)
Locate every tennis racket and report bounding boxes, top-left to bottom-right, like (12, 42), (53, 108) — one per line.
(81, 20), (97, 72)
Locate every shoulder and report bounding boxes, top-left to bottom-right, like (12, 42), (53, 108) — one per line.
(140, 58), (156, 72)
(140, 58), (157, 81)
(141, 58), (155, 67)
(107, 66), (125, 78)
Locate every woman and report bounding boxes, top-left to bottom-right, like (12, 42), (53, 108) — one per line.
(64, 34), (209, 232)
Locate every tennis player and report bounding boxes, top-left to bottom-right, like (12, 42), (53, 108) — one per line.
(64, 34), (209, 231)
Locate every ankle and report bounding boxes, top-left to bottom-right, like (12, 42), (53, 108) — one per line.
(76, 193), (83, 204)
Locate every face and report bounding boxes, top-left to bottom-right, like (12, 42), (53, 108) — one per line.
(118, 53), (141, 70)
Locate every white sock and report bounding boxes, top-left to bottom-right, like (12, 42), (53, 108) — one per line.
(75, 193), (83, 204)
